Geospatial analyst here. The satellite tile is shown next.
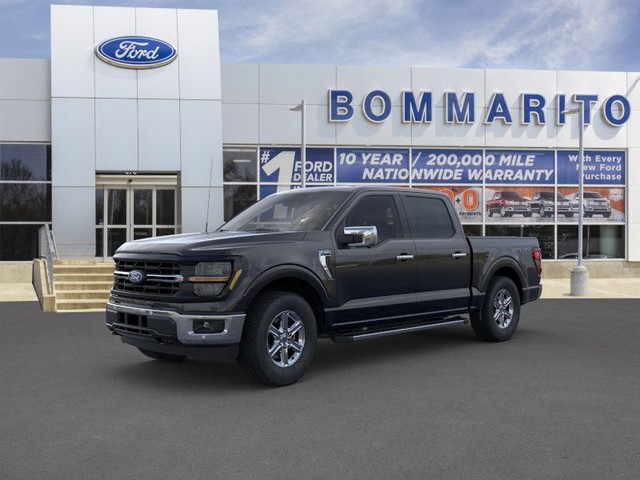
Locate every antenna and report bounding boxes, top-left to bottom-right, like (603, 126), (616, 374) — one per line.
(205, 156), (214, 233)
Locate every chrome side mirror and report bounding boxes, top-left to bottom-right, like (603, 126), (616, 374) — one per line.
(342, 226), (378, 247)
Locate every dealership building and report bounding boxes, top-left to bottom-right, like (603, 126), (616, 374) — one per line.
(1, 4), (639, 280)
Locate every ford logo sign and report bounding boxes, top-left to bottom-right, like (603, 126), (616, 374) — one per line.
(128, 270), (146, 285)
(95, 36), (177, 69)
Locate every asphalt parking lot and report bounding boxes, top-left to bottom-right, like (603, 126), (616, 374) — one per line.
(1, 299), (639, 480)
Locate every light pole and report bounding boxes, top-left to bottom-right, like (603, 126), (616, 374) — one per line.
(562, 104), (588, 295)
(289, 100), (307, 188)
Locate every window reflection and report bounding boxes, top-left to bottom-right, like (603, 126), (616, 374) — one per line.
(0, 184), (51, 222)
(223, 148), (257, 182)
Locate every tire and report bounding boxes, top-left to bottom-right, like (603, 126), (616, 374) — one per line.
(500, 206), (506, 217)
(585, 213), (592, 218)
(523, 213), (532, 218)
(238, 291), (318, 387)
(565, 213), (573, 218)
(470, 276), (521, 342)
(137, 347), (187, 362)
(603, 212), (611, 218)
(487, 207), (493, 218)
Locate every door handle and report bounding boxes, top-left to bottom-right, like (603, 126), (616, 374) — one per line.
(396, 254), (414, 262)
(451, 252), (467, 259)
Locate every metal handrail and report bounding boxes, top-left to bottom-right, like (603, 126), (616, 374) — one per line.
(38, 224), (58, 294)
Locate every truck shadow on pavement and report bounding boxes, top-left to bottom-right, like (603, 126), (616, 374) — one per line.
(105, 323), (542, 390)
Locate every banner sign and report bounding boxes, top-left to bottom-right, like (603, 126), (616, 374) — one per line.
(484, 150), (554, 184)
(259, 147), (334, 184)
(411, 149), (483, 184)
(557, 150), (625, 185)
(336, 148), (410, 183)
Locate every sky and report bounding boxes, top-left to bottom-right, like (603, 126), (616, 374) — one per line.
(1, 0), (639, 72)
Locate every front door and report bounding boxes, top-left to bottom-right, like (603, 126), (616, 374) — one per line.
(331, 193), (417, 328)
(95, 175), (178, 258)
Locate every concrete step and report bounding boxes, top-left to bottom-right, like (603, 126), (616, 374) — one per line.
(55, 299), (109, 311)
(54, 265), (115, 275)
(55, 281), (113, 291)
(56, 290), (111, 300)
(54, 273), (114, 283)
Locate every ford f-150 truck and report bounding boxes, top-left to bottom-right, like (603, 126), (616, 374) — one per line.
(106, 186), (542, 386)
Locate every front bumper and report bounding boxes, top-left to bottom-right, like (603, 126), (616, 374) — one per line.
(106, 301), (245, 346)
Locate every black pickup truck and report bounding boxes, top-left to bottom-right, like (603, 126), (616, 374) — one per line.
(106, 186), (542, 386)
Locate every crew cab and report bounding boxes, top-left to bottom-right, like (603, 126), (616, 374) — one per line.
(486, 190), (533, 217)
(106, 187), (543, 386)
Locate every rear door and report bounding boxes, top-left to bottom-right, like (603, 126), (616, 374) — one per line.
(400, 193), (471, 317)
(332, 193), (417, 327)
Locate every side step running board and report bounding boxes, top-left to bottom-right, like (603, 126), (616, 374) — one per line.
(331, 317), (468, 343)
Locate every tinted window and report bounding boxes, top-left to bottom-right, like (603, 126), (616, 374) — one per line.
(344, 195), (401, 242)
(404, 196), (455, 239)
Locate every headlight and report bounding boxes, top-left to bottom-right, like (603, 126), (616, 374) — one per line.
(191, 262), (233, 297)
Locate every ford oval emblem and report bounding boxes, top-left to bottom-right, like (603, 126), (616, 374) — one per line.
(95, 36), (177, 69)
(128, 270), (146, 285)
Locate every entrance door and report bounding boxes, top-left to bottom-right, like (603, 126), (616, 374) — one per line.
(95, 175), (178, 258)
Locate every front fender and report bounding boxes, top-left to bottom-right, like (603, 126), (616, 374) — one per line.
(236, 264), (332, 312)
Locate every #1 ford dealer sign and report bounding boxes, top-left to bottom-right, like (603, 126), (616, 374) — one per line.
(95, 36), (177, 69)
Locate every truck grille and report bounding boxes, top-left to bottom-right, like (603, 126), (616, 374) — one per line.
(113, 260), (183, 296)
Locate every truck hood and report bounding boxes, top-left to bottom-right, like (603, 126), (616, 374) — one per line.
(114, 230), (307, 256)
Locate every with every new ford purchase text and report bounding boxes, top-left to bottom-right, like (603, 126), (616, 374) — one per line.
(106, 187), (542, 386)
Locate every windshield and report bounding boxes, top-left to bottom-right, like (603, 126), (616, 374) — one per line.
(220, 189), (351, 232)
(584, 192), (604, 199)
(539, 192), (554, 199)
(501, 191), (522, 199)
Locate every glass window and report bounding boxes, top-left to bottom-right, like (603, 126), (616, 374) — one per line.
(403, 196), (455, 238)
(156, 190), (175, 225)
(0, 144), (51, 181)
(95, 188), (104, 225)
(95, 228), (104, 257)
(0, 184), (51, 222)
(223, 148), (257, 182)
(463, 225), (482, 236)
(223, 185), (257, 222)
(133, 189), (152, 225)
(557, 225), (624, 259)
(107, 228), (127, 257)
(0, 225), (41, 260)
(344, 195), (401, 242)
(107, 189), (126, 225)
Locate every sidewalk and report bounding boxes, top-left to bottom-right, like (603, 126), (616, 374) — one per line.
(1, 278), (640, 304)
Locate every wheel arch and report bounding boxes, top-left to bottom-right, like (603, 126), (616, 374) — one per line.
(483, 258), (525, 302)
(238, 265), (330, 335)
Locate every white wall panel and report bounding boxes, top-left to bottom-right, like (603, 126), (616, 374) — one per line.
(222, 103), (259, 144)
(0, 59), (50, 100)
(628, 222), (640, 261)
(628, 148), (640, 186)
(412, 67), (485, 108)
(336, 106), (412, 146)
(485, 108), (557, 148)
(177, 9), (221, 100)
(625, 72), (640, 106)
(52, 186), (95, 259)
(138, 99), (180, 171)
(95, 99), (137, 170)
(556, 109), (627, 148)
(221, 64), (259, 104)
(557, 71), (627, 111)
(485, 69), (556, 109)
(93, 6), (137, 99)
(411, 107), (485, 147)
(180, 100), (223, 187)
(181, 186), (223, 233)
(260, 64), (335, 106)
(336, 66), (410, 107)
(136, 8), (179, 99)
(51, 98), (95, 187)
(306, 105), (336, 145)
(0, 101), (51, 142)
(259, 104), (302, 145)
(51, 5), (94, 98)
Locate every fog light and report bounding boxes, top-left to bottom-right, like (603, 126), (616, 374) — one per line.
(194, 283), (225, 296)
(193, 319), (225, 334)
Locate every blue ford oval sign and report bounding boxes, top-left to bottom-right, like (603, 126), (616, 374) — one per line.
(95, 36), (177, 69)
(128, 270), (146, 285)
